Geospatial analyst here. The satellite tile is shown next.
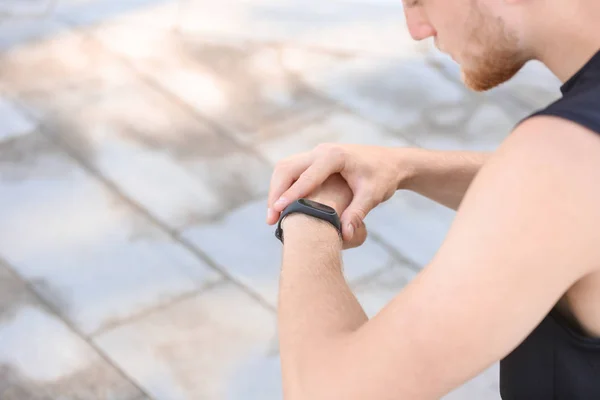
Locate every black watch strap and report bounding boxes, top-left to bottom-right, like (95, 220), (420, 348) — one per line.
(275, 199), (342, 243)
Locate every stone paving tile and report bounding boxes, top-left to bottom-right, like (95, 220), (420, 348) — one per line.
(0, 132), (220, 335)
(493, 61), (562, 122)
(50, 78), (271, 230)
(0, 13), (68, 53)
(0, 261), (143, 400)
(291, 51), (535, 151)
(93, 268), (421, 400)
(0, 29), (273, 229)
(182, 198), (400, 306)
(352, 261), (417, 317)
(55, 0), (170, 27)
(427, 45), (561, 117)
(95, 282), (279, 400)
(296, 56), (465, 131)
(92, 265), (497, 400)
(102, 0), (427, 59)
(91, 17), (332, 138)
(353, 266), (501, 400)
(256, 110), (411, 164)
(0, 31), (133, 104)
(172, 0), (427, 57)
(0, 0), (49, 15)
(443, 363), (501, 400)
(95, 265), (498, 400)
(271, 57), (517, 152)
(407, 100), (515, 151)
(365, 190), (456, 268)
(0, 95), (36, 143)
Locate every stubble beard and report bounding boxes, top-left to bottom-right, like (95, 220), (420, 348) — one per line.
(460, 5), (527, 92)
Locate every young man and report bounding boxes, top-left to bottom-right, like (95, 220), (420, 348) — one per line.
(266, 0), (600, 398)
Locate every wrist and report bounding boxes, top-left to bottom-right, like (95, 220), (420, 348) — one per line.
(395, 147), (428, 191)
(303, 196), (344, 217)
(281, 213), (343, 247)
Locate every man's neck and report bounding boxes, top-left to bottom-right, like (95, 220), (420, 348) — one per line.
(531, 3), (600, 83)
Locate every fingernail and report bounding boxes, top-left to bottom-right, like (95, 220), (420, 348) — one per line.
(267, 208), (273, 222)
(347, 223), (354, 239)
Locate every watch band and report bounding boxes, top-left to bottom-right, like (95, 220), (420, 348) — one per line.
(275, 198), (342, 243)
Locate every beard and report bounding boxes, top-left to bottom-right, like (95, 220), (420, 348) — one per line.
(459, 4), (527, 91)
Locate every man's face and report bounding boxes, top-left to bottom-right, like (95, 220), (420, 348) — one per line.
(404, 0), (527, 91)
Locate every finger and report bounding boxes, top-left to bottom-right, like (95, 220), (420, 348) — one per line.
(342, 223), (368, 250)
(267, 153), (312, 224)
(275, 156), (343, 212)
(340, 190), (373, 241)
(268, 152), (312, 206)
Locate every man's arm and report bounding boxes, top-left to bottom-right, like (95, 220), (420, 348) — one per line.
(277, 116), (600, 400)
(267, 144), (488, 242)
(402, 149), (490, 210)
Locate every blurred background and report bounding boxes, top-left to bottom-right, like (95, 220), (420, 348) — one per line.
(0, 0), (561, 399)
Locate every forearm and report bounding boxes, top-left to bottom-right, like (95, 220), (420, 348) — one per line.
(401, 148), (491, 210)
(278, 214), (367, 398)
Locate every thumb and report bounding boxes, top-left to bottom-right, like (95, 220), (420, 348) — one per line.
(340, 192), (372, 241)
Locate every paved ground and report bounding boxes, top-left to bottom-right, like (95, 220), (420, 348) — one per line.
(0, 1), (562, 399)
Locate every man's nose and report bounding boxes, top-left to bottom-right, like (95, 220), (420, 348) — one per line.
(405, 9), (437, 41)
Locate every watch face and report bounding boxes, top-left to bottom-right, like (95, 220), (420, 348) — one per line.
(298, 198), (336, 214)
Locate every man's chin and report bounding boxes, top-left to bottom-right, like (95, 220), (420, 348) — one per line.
(460, 69), (488, 92)
(460, 67), (514, 92)
(459, 56), (527, 92)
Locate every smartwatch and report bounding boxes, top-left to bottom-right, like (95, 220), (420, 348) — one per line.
(275, 198), (342, 243)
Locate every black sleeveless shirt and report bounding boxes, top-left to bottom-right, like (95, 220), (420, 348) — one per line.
(499, 50), (600, 399)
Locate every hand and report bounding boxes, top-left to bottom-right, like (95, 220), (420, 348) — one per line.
(267, 143), (415, 241)
(303, 173), (368, 250)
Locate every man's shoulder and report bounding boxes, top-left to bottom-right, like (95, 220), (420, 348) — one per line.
(490, 115), (600, 202)
(507, 114), (600, 159)
(519, 84), (600, 136)
(463, 114), (600, 273)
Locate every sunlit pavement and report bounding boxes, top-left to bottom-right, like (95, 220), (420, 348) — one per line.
(0, 1), (561, 399)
